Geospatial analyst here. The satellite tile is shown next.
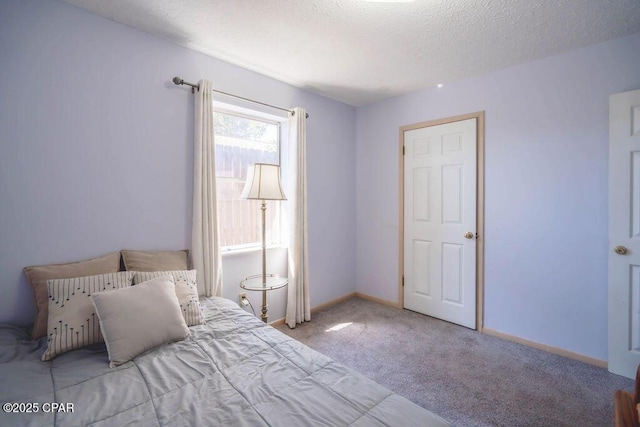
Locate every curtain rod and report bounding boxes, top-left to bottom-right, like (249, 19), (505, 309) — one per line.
(172, 77), (309, 118)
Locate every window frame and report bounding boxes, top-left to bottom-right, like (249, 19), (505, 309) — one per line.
(212, 101), (289, 254)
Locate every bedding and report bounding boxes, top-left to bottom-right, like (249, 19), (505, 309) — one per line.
(133, 270), (204, 326)
(0, 297), (449, 426)
(42, 272), (135, 361)
(23, 252), (122, 340)
(121, 249), (189, 272)
(90, 276), (190, 368)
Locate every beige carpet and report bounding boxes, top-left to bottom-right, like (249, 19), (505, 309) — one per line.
(277, 297), (633, 427)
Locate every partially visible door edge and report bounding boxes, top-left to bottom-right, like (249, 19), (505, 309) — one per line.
(398, 111), (485, 332)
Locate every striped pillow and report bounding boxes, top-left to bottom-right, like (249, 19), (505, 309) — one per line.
(42, 271), (135, 361)
(133, 270), (204, 326)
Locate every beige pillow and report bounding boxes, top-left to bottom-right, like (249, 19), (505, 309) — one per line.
(133, 270), (204, 326)
(42, 271), (135, 361)
(91, 277), (190, 367)
(24, 252), (121, 340)
(121, 250), (188, 272)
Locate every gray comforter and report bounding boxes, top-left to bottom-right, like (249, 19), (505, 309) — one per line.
(0, 297), (448, 426)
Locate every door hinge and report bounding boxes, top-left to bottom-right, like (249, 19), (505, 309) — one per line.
(403, 146), (405, 155)
(402, 276), (405, 287)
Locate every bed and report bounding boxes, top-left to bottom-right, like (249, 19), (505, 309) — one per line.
(0, 296), (449, 426)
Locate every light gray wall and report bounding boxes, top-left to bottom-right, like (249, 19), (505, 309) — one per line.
(0, 0), (356, 326)
(355, 32), (640, 360)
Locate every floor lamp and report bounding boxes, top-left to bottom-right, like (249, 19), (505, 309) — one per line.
(240, 163), (287, 322)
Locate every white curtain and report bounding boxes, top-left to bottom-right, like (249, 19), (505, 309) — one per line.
(286, 107), (310, 328)
(192, 79), (223, 297)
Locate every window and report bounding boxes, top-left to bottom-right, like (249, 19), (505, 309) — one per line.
(214, 106), (286, 251)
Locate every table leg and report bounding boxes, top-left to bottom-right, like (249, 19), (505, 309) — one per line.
(261, 289), (268, 323)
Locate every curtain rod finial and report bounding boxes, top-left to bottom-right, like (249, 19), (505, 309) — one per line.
(172, 77), (183, 85)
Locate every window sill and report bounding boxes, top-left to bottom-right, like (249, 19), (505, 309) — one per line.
(221, 245), (287, 258)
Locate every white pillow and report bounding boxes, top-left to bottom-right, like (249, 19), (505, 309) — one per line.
(133, 270), (204, 326)
(91, 276), (190, 368)
(42, 271), (135, 361)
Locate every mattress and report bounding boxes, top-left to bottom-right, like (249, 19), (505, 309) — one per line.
(0, 296), (448, 426)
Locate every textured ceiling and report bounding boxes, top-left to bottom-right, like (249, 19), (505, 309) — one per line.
(61, 0), (640, 106)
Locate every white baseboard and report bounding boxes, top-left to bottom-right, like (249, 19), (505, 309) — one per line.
(354, 292), (401, 308)
(483, 327), (607, 369)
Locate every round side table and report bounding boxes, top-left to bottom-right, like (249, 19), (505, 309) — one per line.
(240, 274), (288, 323)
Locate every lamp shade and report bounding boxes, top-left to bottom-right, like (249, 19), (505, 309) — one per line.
(241, 163), (287, 201)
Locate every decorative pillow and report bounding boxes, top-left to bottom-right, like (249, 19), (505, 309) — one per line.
(91, 276), (190, 368)
(42, 271), (135, 361)
(133, 270), (204, 326)
(121, 250), (188, 272)
(23, 252), (121, 340)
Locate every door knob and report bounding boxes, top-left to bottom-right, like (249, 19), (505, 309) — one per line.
(614, 246), (628, 255)
(464, 232), (474, 239)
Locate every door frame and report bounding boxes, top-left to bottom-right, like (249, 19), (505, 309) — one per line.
(398, 111), (485, 331)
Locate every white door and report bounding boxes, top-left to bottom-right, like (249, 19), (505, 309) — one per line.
(403, 118), (477, 329)
(609, 89), (640, 379)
